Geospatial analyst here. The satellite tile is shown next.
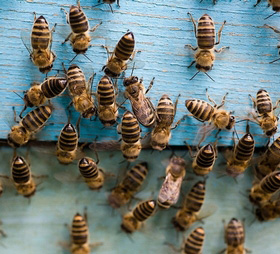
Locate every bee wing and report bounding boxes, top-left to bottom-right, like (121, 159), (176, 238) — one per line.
(196, 204), (217, 220)
(89, 140), (121, 151)
(54, 171), (82, 183)
(193, 123), (216, 146)
(21, 29), (32, 54)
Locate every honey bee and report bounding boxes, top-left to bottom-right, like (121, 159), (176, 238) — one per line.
(123, 76), (157, 128)
(108, 162), (148, 208)
(255, 1), (280, 19)
(62, 0), (102, 56)
(172, 181), (206, 231)
(186, 13), (228, 80)
(223, 218), (247, 254)
(119, 111), (142, 162)
(185, 89), (235, 138)
(226, 125), (255, 178)
(78, 157), (105, 190)
(102, 31), (135, 78)
(157, 156), (186, 209)
(56, 123), (79, 165)
(11, 155), (37, 198)
(97, 75), (118, 126)
(191, 143), (217, 176)
(249, 89), (279, 137)
(183, 227), (205, 254)
(254, 136), (280, 180)
(21, 13), (56, 73)
(151, 94), (183, 151)
(121, 200), (156, 233)
(7, 105), (53, 148)
(19, 77), (68, 118)
(70, 210), (102, 254)
(249, 171), (280, 206)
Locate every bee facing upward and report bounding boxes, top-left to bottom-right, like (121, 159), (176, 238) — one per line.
(102, 31), (135, 78)
(62, 0), (102, 56)
(108, 162), (148, 208)
(157, 156), (186, 209)
(223, 218), (247, 254)
(249, 89), (279, 137)
(21, 14), (56, 73)
(8, 105), (53, 148)
(20, 77), (68, 118)
(119, 111), (142, 162)
(186, 13), (228, 80)
(56, 123), (79, 165)
(97, 75), (118, 126)
(11, 155), (36, 198)
(172, 181), (206, 231)
(123, 76), (156, 128)
(151, 94), (182, 151)
(121, 200), (156, 233)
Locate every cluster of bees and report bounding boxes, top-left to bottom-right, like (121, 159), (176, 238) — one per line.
(2, 0), (280, 253)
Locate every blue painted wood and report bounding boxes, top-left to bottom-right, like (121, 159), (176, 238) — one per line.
(0, 146), (279, 254)
(1, 0), (280, 146)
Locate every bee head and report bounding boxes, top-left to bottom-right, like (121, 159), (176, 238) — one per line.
(273, 6), (280, 12)
(123, 76), (138, 87)
(226, 115), (235, 130)
(255, 208), (264, 222)
(265, 127), (277, 137)
(39, 64), (53, 74)
(102, 66), (120, 78)
(195, 63), (212, 72)
(195, 50), (214, 72)
(82, 107), (97, 119)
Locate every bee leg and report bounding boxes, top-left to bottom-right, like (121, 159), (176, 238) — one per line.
(187, 60), (196, 68)
(145, 77), (155, 94)
(173, 94), (181, 117)
(33, 11), (37, 21)
(248, 94), (257, 110)
(214, 46), (229, 53)
(62, 33), (72, 44)
(273, 99), (280, 110)
(187, 12), (197, 37)
(184, 141), (195, 158)
(77, 0), (81, 8)
(213, 0), (217, 4)
(117, 0), (120, 7)
(76, 115), (82, 139)
(19, 105), (27, 119)
(12, 107), (19, 123)
(171, 115), (186, 130)
(102, 45), (112, 59)
(205, 88), (217, 107)
(185, 44), (198, 51)
(264, 24), (280, 34)
(217, 91), (229, 109)
(254, 0), (262, 7)
(90, 21), (102, 32)
(215, 20), (226, 46)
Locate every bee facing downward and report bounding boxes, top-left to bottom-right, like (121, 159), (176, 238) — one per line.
(62, 0), (102, 57)
(21, 14), (56, 73)
(186, 13), (228, 80)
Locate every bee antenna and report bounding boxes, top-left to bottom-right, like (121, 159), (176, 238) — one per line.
(264, 11), (277, 20)
(83, 54), (93, 63)
(92, 3), (104, 8)
(269, 57), (280, 64)
(69, 54), (79, 63)
(189, 71), (200, 81)
(109, 4), (114, 13)
(204, 72), (215, 82)
(130, 62), (136, 76)
(13, 91), (24, 100)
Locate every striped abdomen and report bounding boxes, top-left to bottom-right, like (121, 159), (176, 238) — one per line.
(71, 213), (88, 245)
(185, 99), (214, 122)
(225, 218), (244, 247)
(197, 14), (215, 49)
(184, 227), (205, 254)
(193, 144), (215, 175)
(12, 156), (30, 184)
(256, 89), (272, 114)
(260, 171), (280, 194)
(234, 133), (255, 162)
(184, 181), (205, 212)
(41, 77), (68, 98)
(121, 111), (141, 143)
(157, 94), (175, 126)
(132, 200), (156, 222)
(114, 32), (135, 61)
(21, 105), (53, 132)
(58, 124), (78, 152)
(97, 75), (115, 106)
(267, 136), (280, 160)
(69, 5), (89, 34)
(67, 64), (87, 96)
(31, 15), (51, 50)
(79, 157), (98, 179)
(122, 162), (148, 192)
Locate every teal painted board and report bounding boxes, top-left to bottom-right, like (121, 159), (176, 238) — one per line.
(0, 145), (279, 253)
(1, 0), (280, 146)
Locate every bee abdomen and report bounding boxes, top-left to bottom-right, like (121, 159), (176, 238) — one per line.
(157, 95), (174, 124)
(58, 123), (78, 151)
(226, 218), (244, 247)
(184, 227), (205, 254)
(133, 200), (156, 222)
(260, 171), (280, 193)
(185, 99), (214, 122)
(196, 144), (215, 168)
(235, 133), (255, 161)
(197, 14), (215, 49)
(71, 213), (88, 245)
(98, 76), (115, 106)
(256, 89), (272, 114)
(268, 136), (280, 157)
(79, 157), (98, 179)
(22, 105), (53, 132)
(185, 181), (205, 212)
(121, 112), (141, 143)
(69, 5), (89, 34)
(41, 77), (68, 98)
(67, 65), (86, 96)
(12, 156), (30, 183)
(31, 15), (51, 50)
(115, 32), (135, 61)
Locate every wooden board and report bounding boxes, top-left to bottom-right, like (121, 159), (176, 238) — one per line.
(1, 0), (280, 147)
